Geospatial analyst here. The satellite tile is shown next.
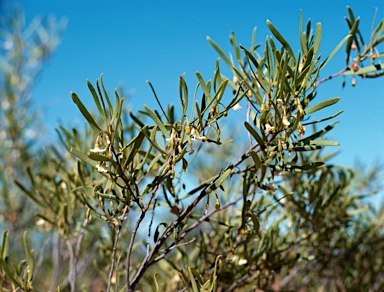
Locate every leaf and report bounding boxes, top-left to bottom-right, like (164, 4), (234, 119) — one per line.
(302, 162), (324, 170)
(100, 74), (114, 118)
(88, 152), (110, 162)
(70, 148), (98, 168)
(250, 151), (262, 169)
(123, 127), (147, 169)
(71, 92), (103, 133)
(299, 122), (339, 144)
(208, 169), (231, 193)
(320, 34), (351, 69)
(87, 79), (106, 123)
(179, 74), (188, 119)
(310, 140), (340, 146)
(1, 230), (9, 262)
(206, 36), (234, 70)
(196, 72), (211, 101)
(188, 267), (200, 292)
(343, 64), (384, 76)
(345, 18), (360, 63)
(266, 20), (296, 65)
(0, 258), (22, 287)
(23, 231), (34, 282)
(14, 180), (44, 207)
(305, 97), (340, 115)
(154, 222), (167, 243)
(144, 105), (170, 139)
(146, 81), (171, 124)
(313, 22), (322, 55)
(244, 122), (265, 148)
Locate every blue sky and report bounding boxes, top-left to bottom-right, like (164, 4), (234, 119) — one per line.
(19, 0), (384, 171)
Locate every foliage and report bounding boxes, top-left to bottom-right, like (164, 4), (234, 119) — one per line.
(1, 5), (384, 292)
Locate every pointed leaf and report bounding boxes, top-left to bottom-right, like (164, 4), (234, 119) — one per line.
(144, 105), (170, 139)
(305, 97), (340, 115)
(244, 122), (265, 148)
(71, 92), (103, 133)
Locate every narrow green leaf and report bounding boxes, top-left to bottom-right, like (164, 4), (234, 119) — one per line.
(303, 110), (344, 125)
(313, 22), (322, 55)
(244, 122), (265, 148)
(14, 180), (44, 207)
(305, 97), (340, 115)
(23, 231), (34, 282)
(345, 18), (360, 63)
(250, 151), (262, 169)
(208, 169), (231, 193)
(146, 81), (171, 124)
(0, 258), (22, 287)
(343, 64), (384, 76)
(87, 80), (106, 123)
(179, 74), (188, 119)
(70, 148), (98, 168)
(123, 127), (147, 169)
(299, 122), (339, 144)
(188, 267), (200, 292)
(207, 36), (234, 70)
(1, 230), (9, 261)
(320, 35), (351, 69)
(88, 152), (110, 162)
(100, 74), (114, 118)
(302, 162), (324, 170)
(77, 160), (94, 198)
(195, 72), (211, 101)
(71, 92), (103, 133)
(129, 111), (145, 128)
(311, 140), (340, 146)
(266, 20), (296, 65)
(144, 105), (170, 139)
(143, 126), (168, 156)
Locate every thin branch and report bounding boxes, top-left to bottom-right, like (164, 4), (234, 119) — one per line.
(75, 218), (88, 260)
(126, 176), (164, 292)
(315, 67), (349, 87)
(65, 240), (76, 292)
(147, 188), (160, 254)
(152, 198), (240, 265)
(107, 226), (121, 292)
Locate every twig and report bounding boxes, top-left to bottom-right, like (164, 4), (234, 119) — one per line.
(115, 249), (125, 292)
(65, 240), (76, 292)
(126, 177), (163, 292)
(75, 218), (88, 260)
(147, 189), (160, 254)
(315, 67), (349, 87)
(152, 198), (240, 265)
(50, 232), (61, 292)
(107, 225), (121, 292)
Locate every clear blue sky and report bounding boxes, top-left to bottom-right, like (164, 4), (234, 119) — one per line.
(19, 0), (384, 170)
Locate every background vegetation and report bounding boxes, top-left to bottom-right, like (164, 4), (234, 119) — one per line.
(0, 4), (383, 292)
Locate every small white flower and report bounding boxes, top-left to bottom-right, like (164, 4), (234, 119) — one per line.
(96, 162), (108, 173)
(282, 116), (290, 128)
(90, 144), (106, 153)
(238, 258), (248, 266)
(36, 219), (46, 226)
(233, 103), (242, 111)
(190, 128), (207, 141)
(264, 124), (275, 135)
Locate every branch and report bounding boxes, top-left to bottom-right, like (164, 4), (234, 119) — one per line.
(126, 173), (165, 291)
(315, 67), (348, 87)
